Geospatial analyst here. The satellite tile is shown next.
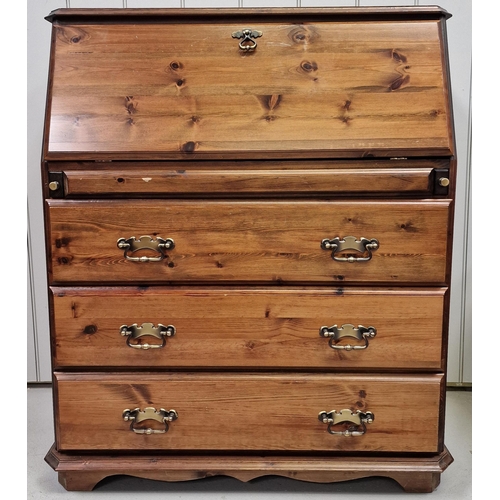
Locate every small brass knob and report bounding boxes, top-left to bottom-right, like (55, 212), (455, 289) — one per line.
(438, 177), (450, 187)
(49, 181), (60, 191)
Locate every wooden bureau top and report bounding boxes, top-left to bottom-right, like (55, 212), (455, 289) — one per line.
(43, 7), (454, 161)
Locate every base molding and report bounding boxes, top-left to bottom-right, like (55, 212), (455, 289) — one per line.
(45, 445), (453, 493)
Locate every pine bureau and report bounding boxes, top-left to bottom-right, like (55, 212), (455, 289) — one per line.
(42, 6), (455, 492)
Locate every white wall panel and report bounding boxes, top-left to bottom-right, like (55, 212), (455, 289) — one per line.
(186, 1), (239, 7)
(243, 1), (296, 6)
(69, 0), (123, 7)
(27, 250), (37, 382)
(127, 1), (180, 7)
(359, 1), (415, 5)
(301, 1), (356, 6)
(419, 0), (472, 385)
(27, 0), (69, 382)
(27, 0), (472, 384)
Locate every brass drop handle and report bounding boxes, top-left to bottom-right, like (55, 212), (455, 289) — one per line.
(232, 28), (263, 51)
(318, 409), (374, 437)
(123, 407), (178, 434)
(321, 236), (379, 262)
(320, 324), (376, 351)
(120, 323), (176, 350)
(117, 235), (175, 262)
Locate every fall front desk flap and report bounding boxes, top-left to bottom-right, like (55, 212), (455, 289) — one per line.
(44, 8), (454, 160)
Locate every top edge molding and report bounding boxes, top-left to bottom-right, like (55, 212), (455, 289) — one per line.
(45, 6), (452, 24)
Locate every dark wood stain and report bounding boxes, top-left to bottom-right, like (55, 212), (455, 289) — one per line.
(130, 384), (153, 404)
(55, 237), (71, 248)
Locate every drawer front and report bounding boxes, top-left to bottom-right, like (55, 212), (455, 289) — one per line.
(51, 287), (446, 370)
(47, 17), (452, 159)
(55, 161), (440, 197)
(48, 200), (450, 284)
(55, 372), (442, 452)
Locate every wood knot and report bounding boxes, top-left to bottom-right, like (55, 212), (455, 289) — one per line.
(181, 141), (197, 153)
(300, 60), (318, 73)
(288, 26), (319, 45)
(125, 96), (138, 114)
(391, 50), (408, 63)
(83, 325), (97, 335)
(169, 61), (183, 71)
(56, 27), (89, 45)
(389, 74), (410, 91)
(258, 94), (282, 111)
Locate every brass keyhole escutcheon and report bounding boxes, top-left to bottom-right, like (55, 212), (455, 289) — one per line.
(232, 28), (263, 51)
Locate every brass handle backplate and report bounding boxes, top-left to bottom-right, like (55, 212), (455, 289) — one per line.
(117, 235), (175, 262)
(120, 323), (176, 350)
(318, 409), (374, 437)
(320, 324), (376, 351)
(232, 28), (262, 51)
(123, 407), (178, 434)
(321, 236), (379, 262)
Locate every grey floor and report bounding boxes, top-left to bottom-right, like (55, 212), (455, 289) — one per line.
(28, 387), (471, 499)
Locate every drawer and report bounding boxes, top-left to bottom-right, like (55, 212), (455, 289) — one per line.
(46, 15), (452, 159)
(47, 200), (450, 284)
(51, 287), (446, 370)
(48, 159), (449, 198)
(55, 372), (443, 453)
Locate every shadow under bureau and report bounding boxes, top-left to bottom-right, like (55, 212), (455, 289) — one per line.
(42, 6), (456, 493)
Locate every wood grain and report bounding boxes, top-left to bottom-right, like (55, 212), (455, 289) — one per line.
(54, 372), (442, 453)
(45, 18), (453, 159)
(62, 167), (434, 197)
(47, 200), (450, 284)
(50, 286), (446, 370)
(46, 443), (453, 492)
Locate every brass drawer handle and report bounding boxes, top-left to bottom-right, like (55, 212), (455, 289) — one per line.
(232, 28), (262, 51)
(123, 407), (178, 434)
(321, 236), (379, 262)
(320, 324), (376, 351)
(117, 235), (175, 262)
(120, 323), (176, 350)
(318, 409), (374, 437)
